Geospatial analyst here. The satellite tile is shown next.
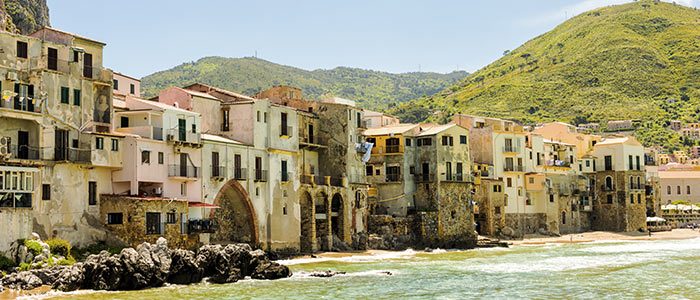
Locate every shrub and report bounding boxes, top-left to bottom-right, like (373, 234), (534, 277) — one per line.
(72, 242), (124, 261)
(24, 240), (43, 256)
(46, 238), (71, 258)
(0, 254), (15, 271)
(56, 256), (76, 266)
(18, 262), (31, 272)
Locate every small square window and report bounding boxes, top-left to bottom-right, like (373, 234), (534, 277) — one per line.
(142, 150), (151, 164)
(16, 41), (28, 58)
(60, 87), (70, 104)
(107, 213), (123, 225)
(166, 212), (177, 224)
(130, 83), (135, 95)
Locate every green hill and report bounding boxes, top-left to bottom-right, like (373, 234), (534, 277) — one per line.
(392, 0), (700, 149)
(141, 56), (467, 111)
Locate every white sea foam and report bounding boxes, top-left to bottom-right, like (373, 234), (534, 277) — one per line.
(582, 237), (700, 254)
(293, 270), (397, 279)
(279, 249), (418, 265)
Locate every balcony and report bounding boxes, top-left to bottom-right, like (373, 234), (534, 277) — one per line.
(166, 129), (201, 145)
(503, 146), (520, 153)
(8, 145), (42, 161)
(234, 168), (247, 180)
(414, 173), (435, 183)
(281, 172), (293, 182)
(443, 173), (475, 183)
(386, 173), (401, 182)
(82, 65), (112, 82)
(116, 126), (163, 141)
(68, 148), (91, 163)
(211, 166), (226, 178)
(279, 125), (293, 137)
(374, 145), (404, 155)
(504, 165), (524, 172)
(168, 165), (200, 178)
(545, 160), (572, 168)
(187, 219), (218, 234)
(300, 135), (326, 148)
(254, 169), (268, 182)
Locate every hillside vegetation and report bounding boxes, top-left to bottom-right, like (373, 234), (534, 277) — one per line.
(141, 57), (467, 111)
(391, 1), (700, 149)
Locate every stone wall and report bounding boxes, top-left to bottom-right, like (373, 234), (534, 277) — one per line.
(474, 179), (505, 237)
(100, 195), (199, 249)
(504, 213), (547, 238)
(592, 171), (647, 232)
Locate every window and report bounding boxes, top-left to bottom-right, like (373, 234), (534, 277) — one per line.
(677, 186), (681, 195)
(192, 123), (197, 133)
(60, 87), (70, 104)
(88, 181), (97, 205)
(405, 138), (412, 147)
(16, 41), (28, 58)
(111, 139), (119, 151)
(635, 156), (641, 171)
(95, 137), (104, 150)
(113, 79), (119, 90)
(605, 156), (613, 171)
(409, 166), (416, 175)
(130, 83), (135, 95)
(72, 50), (79, 62)
(73, 89), (81, 106)
(506, 177), (512, 187)
(386, 166), (401, 182)
(212, 152), (220, 177)
(180, 182), (187, 196)
(630, 194), (634, 204)
(607, 194), (613, 204)
(72, 139), (79, 149)
(605, 176), (613, 190)
(441, 136), (453, 146)
(222, 110), (230, 131)
(356, 112), (361, 128)
(281, 160), (289, 182)
(630, 176), (634, 189)
(120, 116), (129, 128)
(47, 47), (57, 70)
(562, 211), (566, 225)
(549, 194), (555, 203)
(264, 112), (268, 123)
(146, 212), (161, 235)
(420, 138), (432, 146)
(257, 111), (261, 122)
(42, 184), (51, 200)
(283, 205), (288, 215)
(460, 135), (467, 144)
(366, 165), (373, 176)
(495, 206), (501, 214)
(667, 186), (671, 195)
(166, 212), (177, 224)
(628, 155), (633, 170)
(586, 160), (590, 167)
(687, 185), (691, 195)
(280, 112), (289, 136)
(142, 150), (151, 164)
(158, 152), (164, 164)
(107, 213), (123, 225)
(386, 138), (400, 153)
(528, 177), (534, 184)
(445, 162), (452, 181)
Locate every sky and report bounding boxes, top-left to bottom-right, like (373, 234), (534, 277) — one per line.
(47, 0), (699, 78)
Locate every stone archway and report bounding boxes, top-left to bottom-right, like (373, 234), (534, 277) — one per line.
(300, 191), (315, 253)
(315, 191), (330, 250)
(210, 179), (259, 245)
(331, 193), (345, 241)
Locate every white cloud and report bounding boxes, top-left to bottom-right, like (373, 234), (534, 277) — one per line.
(522, 0), (700, 27)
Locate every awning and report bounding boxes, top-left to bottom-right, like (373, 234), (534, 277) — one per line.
(646, 216), (666, 223)
(188, 202), (220, 208)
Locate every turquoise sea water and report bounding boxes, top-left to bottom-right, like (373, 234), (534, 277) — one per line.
(39, 238), (700, 299)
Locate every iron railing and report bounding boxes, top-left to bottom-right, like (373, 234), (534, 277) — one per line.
(280, 125), (293, 137)
(414, 173), (436, 183)
(211, 166), (226, 178)
(234, 168), (247, 180)
(503, 146), (520, 153)
(8, 145), (42, 160)
(68, 148), (91, 163)
(504, 165), (524, 172)
(254, 169), (268, 182)
(188, 219), (218, 234)
(168, 165), (200, 178)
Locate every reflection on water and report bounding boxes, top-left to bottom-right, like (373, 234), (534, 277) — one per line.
(37, 238), (700, 300)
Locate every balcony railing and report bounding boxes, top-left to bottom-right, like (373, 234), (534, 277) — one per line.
(374, 145), (404, 154)
(280, 125), (293, 137)
(68, 148), (91, 163)
(504, 165), (524, 172)
(166, 129), (201, 144)
(503, 146), (520, 153)
(168, 165), (200, 178)
(281, 172), (292, 182)
(414, 173), (436, 183)
(443, 173), (475, 183)
(546, 160), (572, 168)
(386, 173), (401, 182)
(234, 168), (247, 180)
(188, 219), (218, 234)
(153, 127), (163, 141)
(211, 166), (226, 178)
(300, 135), (326, 146)
(254, 169), (268, 182)
(8, 145), (42, 160)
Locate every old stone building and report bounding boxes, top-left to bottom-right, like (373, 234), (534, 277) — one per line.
(0, 27), (120, 250)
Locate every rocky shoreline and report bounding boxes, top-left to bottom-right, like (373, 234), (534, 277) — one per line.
(0, 237), (291, 293)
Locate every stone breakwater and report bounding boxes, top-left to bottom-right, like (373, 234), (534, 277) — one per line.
(0, 237), (291, 292)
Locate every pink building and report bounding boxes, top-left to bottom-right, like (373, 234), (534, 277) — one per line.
(113, 72), (141, 97)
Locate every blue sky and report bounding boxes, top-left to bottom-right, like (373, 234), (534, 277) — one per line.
(47, 0), (699, 78)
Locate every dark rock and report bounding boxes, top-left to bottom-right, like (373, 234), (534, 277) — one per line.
(332, 235), (352, 252)
(1, 271), (43, 290)
(424, 247), (433, 253)
(352, 232), (369, 250)
(251, 261), (291, 280)
(308, 270), (346, 277)
(82, 250), (125, 290)
(379, 271), (393, 276)
(168, 249), (202, 285)
(247, 249), (268, 273)
(196, 244), (252, 284)
(52, 263), (85, 292)
(29, 266), (67, 285)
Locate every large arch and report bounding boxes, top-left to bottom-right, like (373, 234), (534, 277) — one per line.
(315, 191), (330, 250)
(210, 179), (259, 245)
(299, 191), (315, 253)
(331, 193), (345, 241)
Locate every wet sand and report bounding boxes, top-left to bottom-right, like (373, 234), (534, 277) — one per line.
(512, 228), (700, 245)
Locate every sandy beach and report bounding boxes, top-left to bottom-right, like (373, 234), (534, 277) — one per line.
(511, 228), (700, 245)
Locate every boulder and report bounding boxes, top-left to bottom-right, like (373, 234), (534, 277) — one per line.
(251, 261), (291, 280)
(81, 250), (125, 290)
(52, 263), (85, 292)
(308, 270), (346, 277)
(196, 244), (252, 284)
(167, 249), (202, 285)
(1, 271), (43, 290)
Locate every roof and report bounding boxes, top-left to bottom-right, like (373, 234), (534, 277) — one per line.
(543, 138), (575, 146)
(184, 83), (255, 101)
(30, 27), (106, 45)
(113, 72), (141, 82)
(127, 97), (198, 115)
(416, 124), (459, 137)
(363, 124), (419, 136)
(596, 136), (641, 146)
(661, 204), (700, 211)
(201, 134), (246, 145)
(188, 202), (221, 208)
(112, 98), (127, 109)
(658, 170), (700, 179)
(181, 88), (220, 101)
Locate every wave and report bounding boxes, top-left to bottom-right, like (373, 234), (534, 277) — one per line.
(279, 249), (418, 265)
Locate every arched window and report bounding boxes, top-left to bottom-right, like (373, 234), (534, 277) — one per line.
(605, 176), (613, 190)
(677, 186), (682, 195)
(562, 211), (566, 224)
(687, 185), (691, 195)
(667, 186), (671, 195)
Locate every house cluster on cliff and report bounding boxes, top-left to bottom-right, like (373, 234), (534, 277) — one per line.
(0, 26), (659, 254)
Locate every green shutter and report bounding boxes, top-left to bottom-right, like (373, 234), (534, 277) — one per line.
(73, 89), (81, 106)
(60, 87), (69, 104)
